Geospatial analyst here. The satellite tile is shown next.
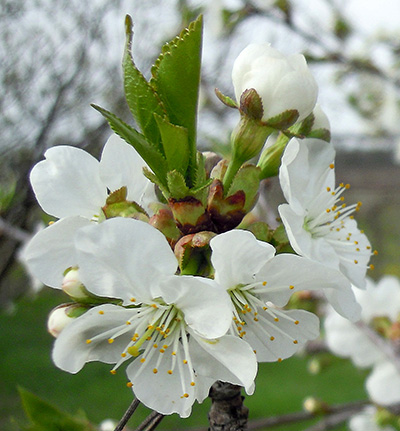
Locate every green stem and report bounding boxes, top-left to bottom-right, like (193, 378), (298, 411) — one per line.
(222, 156), (243, 196)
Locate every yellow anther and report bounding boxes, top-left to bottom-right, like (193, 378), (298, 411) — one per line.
(293, 340), (298, 344)
(329, 163), (334, 169)
(366, 245), (371, 250)
(127, 382), (133, 388)
(326, 208), (331, 213)
(151, 304), (158, 309)
(278, 358), (282, 362)
(326, 187), (331, 192)
(110, 370), (117, 375)
(48, 221), (55, 225)
(130, 297), (136, 302)
(254, 317), (259, 322)
(373, 250), (378, 255)
(121, 353), (127, 358)
(153, 343), (158, 348)
(190, 382), (196, 386)
(183, 359), (188, 364)
(153, 368), (158, 374)
(168, 370), (173, 375)
(98, 310), (104, 315)
(160, 349), (165, 353)
(369, 264), (375, 270)
(172, 351), (176, 356)
(126, 321), (131, 325)
(262, 281), (267, 286)
(294, 320), (299, 325)
(289, 285), (294, 290)
(182, 393), (189, 398)
(274, 317), (279, 322)
(270, 336), (275, 341)
(163, 344), (168, 349)
(354, 260), (358, 264)
(345, 184), (350, 189)
(356, 248), (360, 251)
(108, 338), (114, 344)
(253, 350), (257, 354)
(140, 358), (146, 363)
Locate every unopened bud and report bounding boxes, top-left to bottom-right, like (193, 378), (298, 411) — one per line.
(47, 303), (88, 338)
(62, 268), (90, 301)
(303, 397), (329, 415)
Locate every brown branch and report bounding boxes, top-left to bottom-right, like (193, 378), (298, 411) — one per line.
(113, 398), (141, 431)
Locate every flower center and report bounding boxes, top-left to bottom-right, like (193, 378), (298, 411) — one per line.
(86, 300), (197, 398)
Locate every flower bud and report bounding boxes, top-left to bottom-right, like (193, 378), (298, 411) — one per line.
(232, 43), (318, 123)
(47, 303), (88, 338)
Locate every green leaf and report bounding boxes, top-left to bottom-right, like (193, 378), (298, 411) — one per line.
(18, 387), (92, 431)
(123, 15), (166, 150)
(92, 104), (168, 188)
(264, 109), (299, 129)
(150, 15), (203, 186)
(167, 170), (189, 200)
(228, 164), (261, 212)
(154, 114), (189, 175)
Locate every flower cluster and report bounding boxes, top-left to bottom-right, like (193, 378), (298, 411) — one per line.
(24, 17), (374, 418)
(325, 276), (400, 407)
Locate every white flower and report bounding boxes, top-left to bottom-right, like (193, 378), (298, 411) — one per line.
(325, 276), (400, 406)
(349, 406), (396, 431)
(278, 138), (373, 289)
(209, 229), (360, 363)
(232, 44), (318, 122)
(24, 134), (156, 288)
(53, 218), (257, 417)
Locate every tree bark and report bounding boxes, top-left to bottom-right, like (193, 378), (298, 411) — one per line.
(208, 382), (248, 431)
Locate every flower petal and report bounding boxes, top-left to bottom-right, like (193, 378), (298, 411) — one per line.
(158, 275), (232, 339)
(279, 138), (335, 213)
(324, 309), (383, 368)
(75, 218), (178, 303)
(210, 229), (275, 290)
(53, 304), (136, 373)
(243, 309), (319, 362)
(189, 332), (257, 394)
(256, 253), (360, 321)
(126, 339), (198, 418)
(367, 361), (400, 406)
(23, 217), (91, 288)
(100, 134), (156, 208)
(30, 146), (107, 218)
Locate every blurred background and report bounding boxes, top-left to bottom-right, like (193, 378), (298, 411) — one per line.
(0, 0), (399, 429)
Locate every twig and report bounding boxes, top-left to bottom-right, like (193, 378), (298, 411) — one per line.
(113, 398), (141, 431)
(356, 321), (400, 375)
(135, 410), (165, 431)
(0, 217), (31, 243)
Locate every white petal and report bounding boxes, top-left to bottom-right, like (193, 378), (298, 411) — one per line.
(243, 309), (319, 362)
(210, 229), (275, 290)
(158, 275), (232, 339)
(100, 134), (156, 208)
(30, 146), (107, 218)
(53, 304), (136, 373)
(23, 217), (91, 288)
(75, 218), (177, 303)
(324, 310), (383, 367)
(279, 138), (335, 212)
(256, 253), (360, 321)
(349, 406), (390, 431)
(357, 277), (400, 322)
(126, 340), (198, 417)
(367, 361), (400, 406)
(189, 332), (257, 394)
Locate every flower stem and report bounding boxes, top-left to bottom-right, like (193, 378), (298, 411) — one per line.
(113, 398), (140, 431)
